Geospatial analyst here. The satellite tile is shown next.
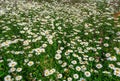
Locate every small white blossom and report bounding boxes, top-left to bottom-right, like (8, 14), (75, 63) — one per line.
(96, 64), (103, 69)
(15, 75), (22, 81)
(57, 73), (63, 79)
(8, 61), (17, 67)
(4, 75), (12, 81)
(55, 54), (61, 60)
(84, 71), (91, 77)
(73, 74), (79, 79)
(27, 61), (34, 66)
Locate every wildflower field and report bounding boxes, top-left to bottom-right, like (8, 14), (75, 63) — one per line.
(0, 0), (120, 81)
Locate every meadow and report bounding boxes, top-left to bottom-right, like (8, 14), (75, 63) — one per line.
(0, 0), (120, 81)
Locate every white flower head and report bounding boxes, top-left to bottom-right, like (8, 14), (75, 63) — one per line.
(67, 77), (72, 81)
(78, 78), (86, 81)
(9, 67), (16, 73)
(16, 68), (22, 72)
(117, 62), (120, 66)
(8, 61), (17, 67)
(15, 75), (22, 81)
(44, 69), (50, 76)
(71, 60), (77, 65)
(57, 73), (63, 78)
(109, 64), (115, 69)
(62, 62), (67, 67)
(27, 61), (34, 66)
(73, 74), (79, 79)
(104, 43), (109, 47)
(84, 71), (91, 77)
(89, 57), (94, 61)
(96, 64), (103, 69)
(76, 66), (81, 71)
(55, 54), (61, 60)
(4, 75), (12, 81)
(105, 53), (111, 57)
(57, 50), (62, 54)
(49, 68), (56, 75)
(42, 44), (47, 48)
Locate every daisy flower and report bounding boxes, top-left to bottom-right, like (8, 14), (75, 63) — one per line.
(8, 61), (17, 67)
(27, 61), (34, 66)
(57, 73), (63, 79)
(96, 64), (103, 69)
(78, 78), (86, 81)
(15, 75), (22, 81)
(73, 74), (79, 79)
(84, 71), (91, 77)
(55, 54), (61, 60)
(4, 75), (12, 81)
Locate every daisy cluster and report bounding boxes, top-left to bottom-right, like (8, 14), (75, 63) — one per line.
(0, 0), (120, 81)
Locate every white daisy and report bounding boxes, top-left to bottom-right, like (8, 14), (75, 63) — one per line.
(96, 64), (103, 69)
(57, 73), (63, 79)
(84, 71), (91, 77)
(117, 62), (120, 66)
(49, 68), (56, 75)
(16, 68), (22, 72)
(108, 64), (115, 69)
(71, 60), (77, 65)
(105, 53), (111, 57)
(8, 61), (17, 67)
(104, 43), (109, 47)
(89, 57), (94, 61)
(44, 69), (50, 76)
(9, 67), (16, 73)
(61, 62), (67, 67)
(55, 54), (61, 60)
(75, 66), (81, 71)
(42, 44), (47, 48)
(57, 50), (62, 54)
(78, 78), (86, 81)
(73, 74), (79, 79)
(67, 77), (72, 81)
(27, 61), (34, 66)
(4, 75), (12, 81)
(15, 75), (22, 81)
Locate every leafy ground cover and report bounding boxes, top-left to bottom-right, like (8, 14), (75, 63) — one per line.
(0, 0), (120, 81)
